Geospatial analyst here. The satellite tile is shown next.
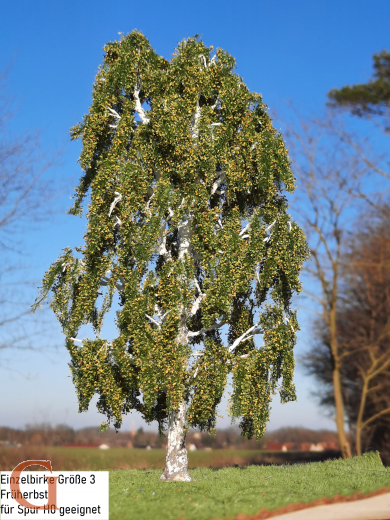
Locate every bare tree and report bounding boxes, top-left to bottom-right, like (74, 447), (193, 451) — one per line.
(0, 73), (59, 360)
(303, 208), (390, 460)
(313, 116), (390, 216)
(286, 116), (370, 458)
(344, 214), (390, 456)
(284, 50), (390, 461)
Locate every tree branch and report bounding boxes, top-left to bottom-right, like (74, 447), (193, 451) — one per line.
(134, 78), (150, 124)
(187, 321), (225, 338)
(108, 191), (122, 217)
(228, 323), (263, 353)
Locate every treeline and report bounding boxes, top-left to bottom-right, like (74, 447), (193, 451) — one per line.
(0, 425), (338, 450)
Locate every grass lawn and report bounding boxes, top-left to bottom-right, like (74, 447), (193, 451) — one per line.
(109, 452), (390, 520)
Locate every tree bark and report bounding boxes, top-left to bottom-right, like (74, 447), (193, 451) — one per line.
(159, 217), (194, 482)
(160, 400), (192, 482)
(330, 295), (352, 459)
(355, 423), (362, 457)
(355, 378), (369, 456)
(332, 364), (352, 458)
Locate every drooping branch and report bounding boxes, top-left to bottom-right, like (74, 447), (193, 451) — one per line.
(228, 323), (263, 353)
(190, 278), (205, 316)
(134, 77), (150, 124)
(239, 222), (251, 239)
(177, 219), (191, 260)
(191, 95), (201, 140)
(187, 320), (225, 338)
(263, 219), (277, 243)
(108, 192), (122, 217)
(145, 192), (155, 216)
(211, 170), (226, 195)
(146, 314), (161, 329)
(106, 107), (121, 129)
(155, 207), (175, 259)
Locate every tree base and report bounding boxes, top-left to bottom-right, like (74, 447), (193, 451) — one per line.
(161, 400), (193, 482)
(159, 470), (193, 482)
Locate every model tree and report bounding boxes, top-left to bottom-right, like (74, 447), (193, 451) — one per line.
(34, 31), (308, 481)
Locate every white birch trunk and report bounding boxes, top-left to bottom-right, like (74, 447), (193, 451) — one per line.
(160, 96), (202, 481)
(160, 399), (192, 481)
(160, 217), (193, 482)
(160, 308), (192, 481)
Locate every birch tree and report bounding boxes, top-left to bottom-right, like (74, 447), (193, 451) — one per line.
(34, 32), (308, 481)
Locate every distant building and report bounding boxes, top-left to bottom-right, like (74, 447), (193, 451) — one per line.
(309, 443), (324, 452)
(146, 445), (152, 450)
(188, 443), (197, 451)
(0, 441), (21, 448)
(266, 442), (295, 451)
(99, 444), (110, 450)
(64, 443), (100, 448)
(266, 441), (339, 452)
(266, 442), (284, 451)
(320, 441), (339, 450)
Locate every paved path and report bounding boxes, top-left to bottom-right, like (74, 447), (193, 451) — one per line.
(270, 492), (390, 520)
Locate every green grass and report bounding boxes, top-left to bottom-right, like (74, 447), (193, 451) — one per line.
(109, 452), (390, 520)
(2, 447), (389, 519)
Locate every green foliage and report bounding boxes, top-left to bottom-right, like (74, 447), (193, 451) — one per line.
(328, 50), (390, 117)
(34, 31), (308, 438)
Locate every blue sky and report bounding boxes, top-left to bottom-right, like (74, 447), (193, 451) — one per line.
(1, 0), (389, 433)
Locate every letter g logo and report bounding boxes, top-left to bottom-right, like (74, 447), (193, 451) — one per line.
(10, 460), (59, 511)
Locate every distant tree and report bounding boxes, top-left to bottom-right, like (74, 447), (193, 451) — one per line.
(302, 208), (390, 462)
(292, 51), (390, 463)
(283, 51), (390, 462)
(328, 50), (390, 119)
(34, 32), (308, 481)
(326, 51), (390, 214)
(285, 116), (372, 459)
